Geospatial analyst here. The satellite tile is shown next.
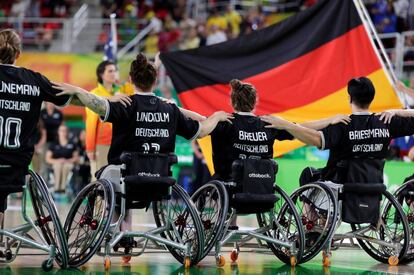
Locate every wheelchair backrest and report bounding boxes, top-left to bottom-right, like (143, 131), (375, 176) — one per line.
(231, 158), (277, 194)
(336, 158), (384, 184)
(336, 158), (385, 225)
(120, 152), (177, 178)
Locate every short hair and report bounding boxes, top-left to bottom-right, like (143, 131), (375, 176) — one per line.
(347, 77), (375, 108)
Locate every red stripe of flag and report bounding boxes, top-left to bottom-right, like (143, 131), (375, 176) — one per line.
(179, 25), (380, 116)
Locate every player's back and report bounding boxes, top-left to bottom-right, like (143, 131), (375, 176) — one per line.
(106, 94), (200, 164)
(0, 64), (70, 167)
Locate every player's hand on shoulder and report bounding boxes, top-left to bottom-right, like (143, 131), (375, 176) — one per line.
(212, 111), (234, 124)
(158, 96), (176, 105)
(109, 93), (132, 107)
(376, 109), (398, 124)
(260, 115), (289, 129)
(52, 81), (80, 96)
(330, 114), (351, 125)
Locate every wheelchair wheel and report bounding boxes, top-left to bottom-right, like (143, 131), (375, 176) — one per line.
(257, 185), (305, 264)
(393, 180), (414, 263)
(289, 182), (338, 263)
(191, 180), (228, 260)
(27, 171), (69, 268)
(353, 190), (409, 264)
(64, 179), (115, 267)
(153, 184), (204, 265)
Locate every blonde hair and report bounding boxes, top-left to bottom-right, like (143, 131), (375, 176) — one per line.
(0, 29), (21, 64)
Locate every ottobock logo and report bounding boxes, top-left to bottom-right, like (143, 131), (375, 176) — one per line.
(359, 204), (369, 208)
(248, 173), (271, 179)
(138, 172), (161, 177)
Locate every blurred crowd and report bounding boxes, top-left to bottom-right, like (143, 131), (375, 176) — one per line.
(0, 0), (76, 49)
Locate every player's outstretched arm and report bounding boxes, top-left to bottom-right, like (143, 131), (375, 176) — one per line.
(261, 115), (322, 147)
(397, 80), (414, 98)
(377, 109), (414, 124)
(301, 114), (350, 130)
(52, 82), (109, 116)
(199, 111), (234, 138)
(179, 107), (207, 122)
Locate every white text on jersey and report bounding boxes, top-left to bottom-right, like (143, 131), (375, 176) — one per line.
(348, 129), (390, 140)
(0, 81), (40, 97)
(238, 131), (268, 141)
(136, 112), (170, 123)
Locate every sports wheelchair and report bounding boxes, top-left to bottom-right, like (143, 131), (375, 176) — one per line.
(390, 174), (414, 263)
(63, 152), (205, 269)
(291, 159), (410, 266)
(191, 158), (305, 266)
(0, 170), (69, 271)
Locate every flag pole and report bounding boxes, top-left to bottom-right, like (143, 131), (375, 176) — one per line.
(352, 0), (409, 106)
(110, 13), (118, 63)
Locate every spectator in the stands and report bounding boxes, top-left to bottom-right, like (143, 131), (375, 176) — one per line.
(206, 24), (227, 45)
(32, 120), (47, 175)
(393, 0), (409, 31)
(374, 2), (397, 33)
(46, 124), (79, 193)
(10, 0), (27, 18)
(41, 102), (64, 145)
(206, 8), (228, 31)
(26, 0), (41, 18)
(179, 26), (200, 50)
(225, 4), (242, 38)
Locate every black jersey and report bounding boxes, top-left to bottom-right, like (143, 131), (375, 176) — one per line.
(211, 113), (293, 180)
(102, 93), (201, 164)
(0, 64), (71, 168)
(320, 113), (414, 180)
(49, 142), (76, 159)
(40, 108), (63, 142)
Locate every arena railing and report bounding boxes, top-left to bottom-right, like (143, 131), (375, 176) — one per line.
(189, 0), (302, 21)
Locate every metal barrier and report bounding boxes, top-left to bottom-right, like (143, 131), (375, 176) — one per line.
(189, 0), (301, 21)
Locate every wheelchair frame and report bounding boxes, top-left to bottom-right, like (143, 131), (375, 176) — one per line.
(65, 162), (205, 269)
(295, 181), (409, 266)
(192, 179), (305, 267)
(389, 179), (414, 263)
(0, 170), (68, 271)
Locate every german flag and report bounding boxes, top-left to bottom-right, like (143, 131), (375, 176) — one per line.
(161, 0), (402, 172)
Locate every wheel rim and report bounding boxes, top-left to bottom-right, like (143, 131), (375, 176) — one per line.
(28, 171), (68, 268)
(290, 184), (337, 262)
(191, 181), (227, 259)
(64, 180), (114, 266)
(153, 185), (203, 263)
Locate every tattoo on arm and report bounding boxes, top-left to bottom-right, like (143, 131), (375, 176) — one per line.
(70, 97), (84, 106)
(77, 91), (108, 116)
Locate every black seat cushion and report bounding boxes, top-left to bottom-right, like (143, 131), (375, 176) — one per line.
(230, 158), (278, 214)
(231, 193), (279, 214)
(120, 152), (176, 207)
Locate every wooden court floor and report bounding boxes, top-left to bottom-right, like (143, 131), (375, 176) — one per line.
(1, 197), (414, 275)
